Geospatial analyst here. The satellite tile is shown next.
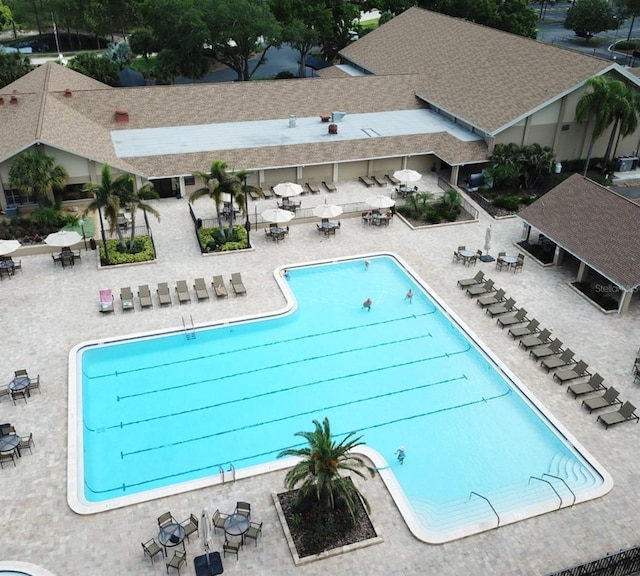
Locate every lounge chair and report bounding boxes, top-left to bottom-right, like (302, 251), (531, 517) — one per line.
(230, 272), (247, 296)
(212, 275), (228, 298)
(175, 280), (191, 303)
(554, 360), (590, 384)
(477, 288), (506, 308)
(486, 297), (517, 317)
(529, 338), (563, 360)
(457, 270), (485, 288)
(568, 373), (605, 397)
(193, 278), (209, 301)
(582, 386), (622, 413)
(120, 287), (135, 311)
(323, 181), (337, 192)
(519, 328), (552, 349)
(305, 181), (320, 194)
(386, 173), (400, 186)
(157, 282), (172, 306)
(359, 175), (375, 187)
(597, 401), (639, 429)
(509, 319), (540, 339)
(541, 348), (575, 371)
(497, 308), (528, 328)
(99, 289), (114, 313)
(372, 174), (386, 186)
(466, 279), (495, 297)
(138, 285), (153, 308)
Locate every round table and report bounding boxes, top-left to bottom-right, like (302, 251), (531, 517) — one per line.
(223, 513), (250, 536)
(9, 376), (30, 392)
(158, 523), (186, 552)
(0, 433), (20, 456)
(502, 256), (518, 269)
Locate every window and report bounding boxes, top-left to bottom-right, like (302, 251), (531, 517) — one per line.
(561, 124), (570, 132)
(184, 176), (195, 186)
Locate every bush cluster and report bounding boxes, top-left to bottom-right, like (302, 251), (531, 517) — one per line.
(198, 225), (248, 252)
(100, 236), (155, 265)
(0, 206), (78, 241)
(397, 189), (462, 224)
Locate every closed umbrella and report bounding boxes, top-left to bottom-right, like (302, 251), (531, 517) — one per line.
(0, 239), (21, 256)
(484, 225), (492, 255)
(201, 508), (212, 553)
(261, 208), (295, 224)
(393, 169), (422, 185)
(366, 195), (396, 209)
(313, 204), (343, 219)
(44, 230), (83, 247)
(273, 182), (303, 198)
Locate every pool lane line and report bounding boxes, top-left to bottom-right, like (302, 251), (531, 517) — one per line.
(84, 310), (437, 381)
(85, 388), (511, 496)
(83, 343), (474, 431)
(117, 376), (512, 458)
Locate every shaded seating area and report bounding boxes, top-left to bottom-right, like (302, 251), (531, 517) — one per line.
(597, 401), (639, 429)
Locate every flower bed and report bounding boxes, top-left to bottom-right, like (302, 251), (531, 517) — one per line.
(99, 236), (155, 265)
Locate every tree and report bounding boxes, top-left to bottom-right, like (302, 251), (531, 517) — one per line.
(616, 0), (640, 40)
(118, 182), (160, 249)
(488, 0), (537, 39)
(104, 40), (133, 70)
(315, 0), (360, 60)
(129, 27), (157, 81)
(0, 50), (33, 88)
(612, 87), (640, 159)
(8, 150), (68, 205)
(518, 143), (555, 189)
(202, 0), (282, 81)
(0, 1), (12, 29)
(67, 52), (120, 86)
(575, 76), (620, 175)
(278, 417), (374, 518)
(190, 160), (231, 238)
(564, 0), (618, 42)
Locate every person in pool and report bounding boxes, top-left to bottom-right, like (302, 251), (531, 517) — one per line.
(405, 289), (413, 303)
(362, 297), (372, 311)
(396, 446), (406, 465)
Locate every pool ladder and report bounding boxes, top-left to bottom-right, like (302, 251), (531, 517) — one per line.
(219, 463), (236, 484)
(182, 315), (196, 340)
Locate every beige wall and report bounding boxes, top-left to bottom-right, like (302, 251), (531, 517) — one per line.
(371, 158), (403, 176)
(262, 167), (297, 188)
(302, 164), (332, 184)
(338, 160), (368, 181)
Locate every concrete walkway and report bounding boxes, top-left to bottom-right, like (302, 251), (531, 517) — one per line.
(2, 176), (640, 576)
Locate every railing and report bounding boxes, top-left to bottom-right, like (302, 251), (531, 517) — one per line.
(469, 491), (500, 528)
(182, 315), (195, 340)
(219, 463), (235, 484)
(529, 475), (563, 509)
(227, 462), (236, 482)
(547, 544), (640, 576)
(542, 473), (576, 506)
(218, 465), (225, 483)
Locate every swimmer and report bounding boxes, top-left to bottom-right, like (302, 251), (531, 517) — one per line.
(405, 289), (413, 303)
(396, 446), (406, 465)
(364, 259), (370, 270)
(362, 297), (372, 311)
(283, 268), (290, 279)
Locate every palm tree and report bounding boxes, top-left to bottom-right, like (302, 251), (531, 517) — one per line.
(191, 160), (227, 234)
(278, 417), (374, 519)
(119, 182), (160, 250)
(607, 84), (640, 162)
(8, 150), (68, 205)
(575, 76), (619, 176)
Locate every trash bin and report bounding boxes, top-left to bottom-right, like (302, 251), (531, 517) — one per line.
(4, 204), (18, 218)
(89, 238), (97, 250)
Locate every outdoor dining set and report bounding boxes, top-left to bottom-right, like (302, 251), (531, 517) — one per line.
(453, 245), (524, 272)
(0, 255), (21, 278)
(0, 423), (34, 468)
(51, 248), (82, 267)
(1, 369), (40, 405)
(142, 502), (262, 573)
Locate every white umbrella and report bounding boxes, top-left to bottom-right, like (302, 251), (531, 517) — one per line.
(366, 195), (396, 209)
(393, 169), (422, 184)
(0, 239), (21, 256)
(273, 182), (303, 198)
(313, 204), (343, 219)
(44, 230), (83, 247)
(484, 225), (492, 255)
(201, 508), (212, 554)
(261, 208), (295, 223)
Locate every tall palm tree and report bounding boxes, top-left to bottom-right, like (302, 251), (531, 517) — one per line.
(119, 182), (161, 250)
(191, 160), (228, 234)
(278, 417), (374, 519)
(575, 76), (619, 176)
(8, 150), (68, 205)
(608, 84), (640, 162)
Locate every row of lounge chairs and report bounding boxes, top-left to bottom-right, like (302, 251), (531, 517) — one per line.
(359, 174), (400, 187)
(99, 274), (247, 312)
(456, 271), (639, 428)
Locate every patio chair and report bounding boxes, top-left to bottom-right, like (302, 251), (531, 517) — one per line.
(509, 319), (540, 340)
(452, 251), (464, 264)
(495, 251), (507, 271)
(14, 369), (27, 377)
(477, 288), (506, 308)
(158, 511), (175, 528)
(323, 181), (337, 192)
(180, 513), (199, 542)
(512, 253), (525, 273)
(193, 278), (210, 301)
(11, 389), (28, 404)
(597, 401), (639, 429)
(466, 279), (495, 297)
(27, 375), (40, 395)
(529, 338), (563, 360)
(486, 297), (517, 317)
(138, 285), (153, 308)
(497, 308), (528, 328)
(120, 287), (135, 311)
(519, 328), (552, 350)
(0, 450), (16, 468)
(554, 360), (590, 384)
(212, 509), (228, 534)
(18, 432), (34, 455)
(212, 275), (228, 298)
(1, 425), (15, 435)
(175, 280), (191, 303)
(230, 272), (247, 296)
(141, 538), (164, 565)
(359, 175), (375, 187)
(541, 348), (575, 371)
(457, 270), (485, 288)
(157, 282), (172, 306)
(262, 186), (274, 199)
(99, 289), (114, 313)
(568, 373), (604, 397)
(235, 501), (251, 518)
(582, 386), (622, 413)
(223, 541), (240, 560)
(0, 386), (13, 404)
(166, 549), (186, 574)
(244, 521), (262, 546)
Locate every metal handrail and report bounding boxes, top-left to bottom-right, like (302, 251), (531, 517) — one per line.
(529, 475), (563, 509)
(469, 491), (500, 527)
(228, 462), (236, 482)
(542, 473), (576, 506)
(218, 465), (225, 483)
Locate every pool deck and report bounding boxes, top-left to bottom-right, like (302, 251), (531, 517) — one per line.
(2, 176), (640, 576)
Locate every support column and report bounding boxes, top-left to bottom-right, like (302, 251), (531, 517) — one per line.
(178, 176), (185, 199)
(618, 289), (633, 315)
(451, 165), (460, 186)
(553, 245), (564, 266)
(576, 261), (589, 282)
(522, 116), (531, 147)
(332, 163), (339, 183)
(552, 96), (567, 152)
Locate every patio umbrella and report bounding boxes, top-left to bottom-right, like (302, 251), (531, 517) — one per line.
(44, 230), (83, 247)
(393, 169), (422, 185)
(0, 239), (21, 256)
(273, 182), (303, 198)
(201, 508), (212, 553)
(313, 203), (343, 219)
(261, 208), (295, 224)
(366, 195), (396, 209)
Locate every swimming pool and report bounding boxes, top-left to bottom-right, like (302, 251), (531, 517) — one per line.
(69, 254), (611, 542)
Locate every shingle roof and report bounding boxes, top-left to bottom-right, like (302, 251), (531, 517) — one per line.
(340, 7), (610, 134)
(518, 173), (640, 290)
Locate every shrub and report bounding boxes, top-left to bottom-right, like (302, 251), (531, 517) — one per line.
(615, 40), (638, 51)
(274, 71), (296, 79)
(493, 195), (521, 211)
(100, 236), (155, 265)
(198, 225), (248, 252)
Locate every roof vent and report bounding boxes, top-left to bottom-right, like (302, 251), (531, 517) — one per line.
(64, 88), (72, 98)
(288, 114), (297, 128)
(10, 94), (18, 105)
(328, 123), (338, 135)
(0, 96), (4, 106)
(115, 108), (129, 123)
(331, 111), (346, 122)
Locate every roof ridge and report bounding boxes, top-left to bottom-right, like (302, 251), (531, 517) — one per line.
(34, 63), (51, 141)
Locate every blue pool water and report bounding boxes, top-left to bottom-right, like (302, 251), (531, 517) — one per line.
(74, 255), (608, 540)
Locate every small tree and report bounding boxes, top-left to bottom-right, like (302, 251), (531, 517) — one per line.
(8, 150), (68, 205)
(67, 52), (120, 86)
(0, 50), (33, 88)
(129, 27), (157, 82)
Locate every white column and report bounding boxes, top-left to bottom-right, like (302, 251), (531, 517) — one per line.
(618, 289), (633, 315)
